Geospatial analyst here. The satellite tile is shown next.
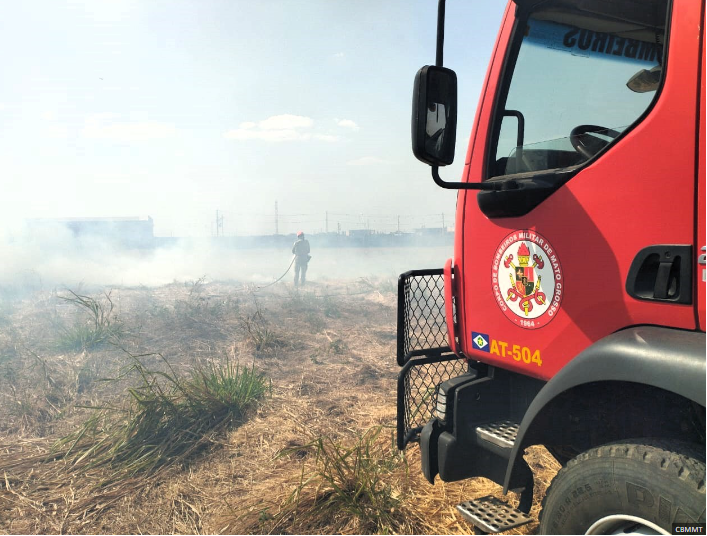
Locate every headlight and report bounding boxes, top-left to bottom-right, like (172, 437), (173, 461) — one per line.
(436, 386), (448, 422)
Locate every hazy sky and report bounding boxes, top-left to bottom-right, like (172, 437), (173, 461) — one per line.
(0, 1), (506, 237)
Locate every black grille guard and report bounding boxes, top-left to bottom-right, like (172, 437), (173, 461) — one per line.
(396, 269), (468, 449)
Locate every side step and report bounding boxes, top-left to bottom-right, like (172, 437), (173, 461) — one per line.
(476, 420), (519, 450)
(457, 496), (533, 534)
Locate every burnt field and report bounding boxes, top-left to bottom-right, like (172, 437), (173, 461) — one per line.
(0, 277), (559, 534)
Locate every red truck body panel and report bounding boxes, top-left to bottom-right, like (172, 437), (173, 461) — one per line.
(452, 0), (704, 380)
(697, 0), (706, 332)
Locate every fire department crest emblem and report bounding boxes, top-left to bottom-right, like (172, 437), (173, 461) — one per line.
(491, 230), (564, 329)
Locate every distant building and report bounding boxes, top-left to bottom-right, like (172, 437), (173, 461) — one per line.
(28, 216), (154, 248)
(347, 229), (374, 237)
(413, 227), (448, 235)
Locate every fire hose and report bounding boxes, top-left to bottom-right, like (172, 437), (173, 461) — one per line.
(255, 255), (296, 290)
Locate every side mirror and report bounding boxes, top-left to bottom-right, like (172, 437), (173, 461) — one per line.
(626, 65), (662, 93)
(412, 65), (457, 166)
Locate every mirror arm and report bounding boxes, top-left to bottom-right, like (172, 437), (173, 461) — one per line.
(429, 0), (514, 192)
(436, 0), (445, 67)
(431, 166), (515, 191)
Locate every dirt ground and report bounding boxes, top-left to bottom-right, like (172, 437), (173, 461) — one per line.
(0, 277), (559, 534)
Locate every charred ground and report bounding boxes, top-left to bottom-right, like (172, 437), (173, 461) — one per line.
(0, 277), (558, 534)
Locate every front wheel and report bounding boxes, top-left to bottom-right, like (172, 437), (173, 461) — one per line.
(539, 439), (705, 534)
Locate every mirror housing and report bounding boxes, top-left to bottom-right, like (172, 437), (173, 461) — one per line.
(412, 65), (457, 166)
(626, 65), (662, 93)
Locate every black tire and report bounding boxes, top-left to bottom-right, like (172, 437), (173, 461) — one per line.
(539, 439), (705, 534)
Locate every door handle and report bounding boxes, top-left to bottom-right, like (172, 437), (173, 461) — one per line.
(626, 245), (692, 304)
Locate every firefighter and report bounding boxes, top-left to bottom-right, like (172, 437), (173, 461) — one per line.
(292, 231), (311, 287)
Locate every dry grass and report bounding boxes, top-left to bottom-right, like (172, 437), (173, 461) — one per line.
(0, 277), (559, 534)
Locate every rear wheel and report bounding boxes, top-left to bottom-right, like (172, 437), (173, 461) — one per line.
(539, 440), (705, 535)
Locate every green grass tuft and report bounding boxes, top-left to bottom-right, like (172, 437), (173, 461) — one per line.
(56, 352), (270, 480)
(54, 290), (125, 351)
(270, 427), (409, 534)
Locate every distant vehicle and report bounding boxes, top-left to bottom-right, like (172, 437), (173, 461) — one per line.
(397, 0), (705, 533)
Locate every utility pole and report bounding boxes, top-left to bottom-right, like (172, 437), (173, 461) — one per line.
(216, 210), (224, 237)
(325, 211), (329, 233)
(397, 215), (400, 233)
(275, 201), (279, 235)
(442, 213), (445, 231)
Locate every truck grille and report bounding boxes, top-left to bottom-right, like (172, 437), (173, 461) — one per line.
(397, 269), (451, 365)
(397, 353), (468, 449)
(396, 269), (466, 449)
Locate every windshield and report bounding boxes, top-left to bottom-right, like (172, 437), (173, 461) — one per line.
(491, 16), (664, 177)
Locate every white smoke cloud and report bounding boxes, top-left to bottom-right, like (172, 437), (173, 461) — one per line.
(0, 221), (449, 295)
(336, 119), (359, 131)
(224, 114), (340, 143)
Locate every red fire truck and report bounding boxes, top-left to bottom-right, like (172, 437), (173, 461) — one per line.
(397, 0), (705, 533)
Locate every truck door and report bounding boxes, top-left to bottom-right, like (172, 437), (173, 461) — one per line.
(455, 0), (702, 379)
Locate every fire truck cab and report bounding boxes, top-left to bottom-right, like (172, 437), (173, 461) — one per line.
(397, 0), (705, 533)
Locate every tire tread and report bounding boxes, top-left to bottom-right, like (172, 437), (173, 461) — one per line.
(539, 439), (706, 533)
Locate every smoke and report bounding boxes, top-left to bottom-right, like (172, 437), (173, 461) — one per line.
(0, 221), (451, 297)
